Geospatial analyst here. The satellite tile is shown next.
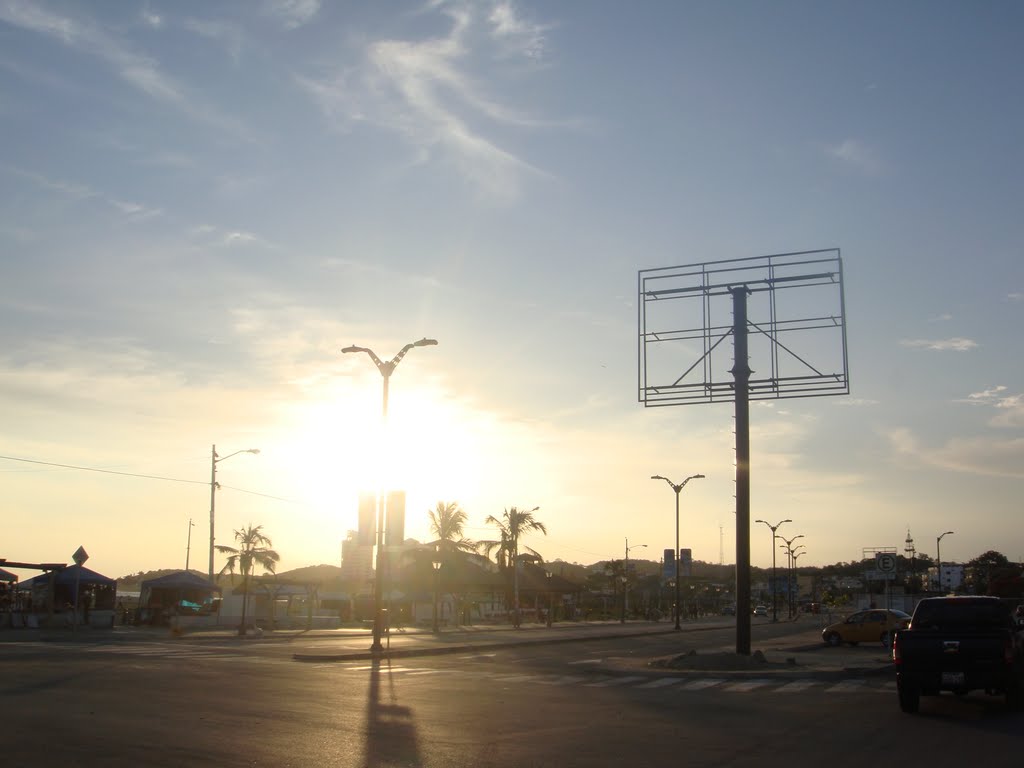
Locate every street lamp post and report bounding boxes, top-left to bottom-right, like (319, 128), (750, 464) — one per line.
(778, 534), (804, 617)
(185, 518), (195, 571)
(546, 571), (554, 627)
(755, 518), (792, 622)
(510, 506), (540, 629)
(208, 445), (260, 585)
(936, 531), (954, 592)
(624, 538), (647, 622)
(342, 337), (437, 653)
(432, 546), (442, 633)
(651, 473), (705, 630)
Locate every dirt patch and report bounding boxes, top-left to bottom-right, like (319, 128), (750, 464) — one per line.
(650, 649), (798, 671)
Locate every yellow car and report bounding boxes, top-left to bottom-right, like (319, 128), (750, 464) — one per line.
(821, 608), (911, 647)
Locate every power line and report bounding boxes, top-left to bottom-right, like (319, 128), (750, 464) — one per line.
(0, 454), (207, 486)
(0, 454), (299, 504)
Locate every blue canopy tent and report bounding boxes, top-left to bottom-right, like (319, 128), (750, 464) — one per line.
(19, 564), (116, 626)
(139, 571), (221, 624)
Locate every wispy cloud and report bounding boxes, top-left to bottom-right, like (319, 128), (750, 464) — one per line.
(183, 18), (245, 64)
(8, 167), (161, 219)
(927, 312), (953, 323)
(1008, 292), (1022, 302)
(0, 1), (252, 139)
(899, 337), (977, 352)
(296, 0), (558, 200)
(188, 224), (275, 249)
(885, 427), (1024, 479)
(958, 386), (1024, 428)
(263, 0), (320, 30)
(825, 138), (882, 174)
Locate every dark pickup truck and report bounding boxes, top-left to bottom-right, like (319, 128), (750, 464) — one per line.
(892, 596), (1024, 713)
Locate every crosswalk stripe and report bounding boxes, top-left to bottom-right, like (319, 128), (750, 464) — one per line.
(636, 677), (684, 689)
(585, 675), (645, 687)
(536, 675), (589, 686)
(776, 680), (819, 693)
(722, 679), (773, 692)
(680, 678), (725, 690)
(826, 680), (866, 692)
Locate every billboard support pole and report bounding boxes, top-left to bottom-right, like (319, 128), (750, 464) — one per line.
(731, 286), (752, 656)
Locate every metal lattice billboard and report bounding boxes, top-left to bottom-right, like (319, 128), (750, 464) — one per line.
(638, 249), (849, 406)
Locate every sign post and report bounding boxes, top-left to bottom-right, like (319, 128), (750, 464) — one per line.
(72, 546), (88, 633)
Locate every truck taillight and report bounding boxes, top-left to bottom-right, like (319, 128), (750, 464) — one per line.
(892, 633), (901, 664)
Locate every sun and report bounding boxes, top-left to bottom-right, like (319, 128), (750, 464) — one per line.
(268, 382), (490, 543)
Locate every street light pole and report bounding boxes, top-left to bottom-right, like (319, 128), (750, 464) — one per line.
(185, 518), (195, 571)
(432, 545), (442, 633)
(651, 473), (705, 630)
(778, 534), (804, 618)
(936, 530), (954, 592)
(624, 538), (647, 621)
(208, 445), (260, 585)
(755, 518), (791, 622)
(342, 337), (437, 653)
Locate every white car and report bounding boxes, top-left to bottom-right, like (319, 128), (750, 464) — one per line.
(753, 605), (768, 617)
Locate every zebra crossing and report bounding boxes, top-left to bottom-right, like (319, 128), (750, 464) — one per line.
(333, 661), (893, 695)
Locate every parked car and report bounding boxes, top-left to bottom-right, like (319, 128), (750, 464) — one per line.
(822, 608), (911, 647)
(753, 605), (768, 617)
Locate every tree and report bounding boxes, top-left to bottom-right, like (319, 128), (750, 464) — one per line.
(482, 507), (547, 627)
(428, 501), (475, 553)
(217, 524), (280, 636)
(427, 501), (475, 627)
(966, 550), (1016, 595)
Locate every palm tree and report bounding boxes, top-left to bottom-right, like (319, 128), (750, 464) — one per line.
(428, 501), (475, 553)
(482, 506), (546, 627)
(217, 523), (280, 636)
(427, 501), (476, 627)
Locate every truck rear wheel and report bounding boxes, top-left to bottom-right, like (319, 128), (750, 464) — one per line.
(898, 682), (920, 713)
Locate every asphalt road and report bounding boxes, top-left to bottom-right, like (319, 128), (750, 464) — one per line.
(2, 621), (1021, 767)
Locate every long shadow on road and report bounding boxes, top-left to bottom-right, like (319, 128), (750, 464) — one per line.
(361, 658), (424, 767)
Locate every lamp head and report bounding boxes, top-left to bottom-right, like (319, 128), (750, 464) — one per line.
(414, 338), (439, 347)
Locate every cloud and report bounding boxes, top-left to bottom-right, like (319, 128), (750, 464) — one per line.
(296, 0), (557, 200)
(9, 167), (161, 219)
(263, 0), (320, 29)
(927, 313), (953, 323)
(1008, 292), (1022, 302)
(958, 386), (1024, 428)
(899, 337), (977, 352)
(183, 18), (245, 64)
(825, 139), (882, 174)
(885, 427), (1024, 479)
(835, 398), (878, 407)
(0, 1), (252, 139)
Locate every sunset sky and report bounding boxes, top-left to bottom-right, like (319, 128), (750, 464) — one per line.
(2, 1), (1022, 581)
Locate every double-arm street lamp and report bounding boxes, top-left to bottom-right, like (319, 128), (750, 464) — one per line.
(778, 534), (804, 617)
(936, 530), (954, 592)
(651, 473), (705, 630)
(342, 337), (437, 653)
(208, 445), (260, 585)
(432, 545), (443, 633)
(623, 538), (647, 622)
(755, 518), (791, 622)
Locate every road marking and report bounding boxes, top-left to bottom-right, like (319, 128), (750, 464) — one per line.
(492, 674), (544, 683)
(536, 675), (589, 686)
(568, 659), (603, 665)
(826, 680), (866, 692)
(636, 677), (684, 689)
(776, 680), (819, 693)
(585, 675), (645, 687)
(721, 679), (773, 692)
(679, 678), (725, 691)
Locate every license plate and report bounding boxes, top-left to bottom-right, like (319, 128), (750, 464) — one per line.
(941, 672), (965, 686)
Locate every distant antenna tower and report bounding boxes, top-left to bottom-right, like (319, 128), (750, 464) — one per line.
(719, 524), (724, 565)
